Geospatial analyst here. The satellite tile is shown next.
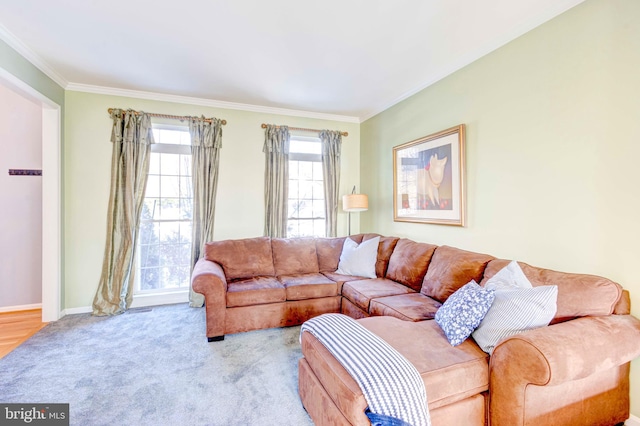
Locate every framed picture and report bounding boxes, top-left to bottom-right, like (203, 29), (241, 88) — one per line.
(393, 124), (465, 226)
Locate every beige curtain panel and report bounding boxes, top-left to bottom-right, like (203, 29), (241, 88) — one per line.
(320, 130), (342, 237)
(189, 116), (224, 308)
(263, 125), (290, 238)
(93, 109), (154, 316)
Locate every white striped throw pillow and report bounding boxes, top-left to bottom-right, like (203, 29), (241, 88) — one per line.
(472, 261), (558, 354)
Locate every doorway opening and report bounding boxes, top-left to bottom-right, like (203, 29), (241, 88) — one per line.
(0, 67), (62, 322)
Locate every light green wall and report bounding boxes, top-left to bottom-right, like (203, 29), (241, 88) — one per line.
(361, 0), (640, 416)
(63, 91), (360, 309)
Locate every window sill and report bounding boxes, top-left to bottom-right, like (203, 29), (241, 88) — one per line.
(131, 290), (189, 309)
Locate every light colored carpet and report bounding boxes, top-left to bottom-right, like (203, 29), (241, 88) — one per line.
(0, 303), (314, 426)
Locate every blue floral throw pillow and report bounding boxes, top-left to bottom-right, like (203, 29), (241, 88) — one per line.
(435, 280), (495, 346)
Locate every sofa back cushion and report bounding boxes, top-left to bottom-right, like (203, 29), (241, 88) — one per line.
(271, 238), (319, 276)
(421, 246), (494, 302)
(386, 239), (437, 291)
(205, 237), (275, 281)
(480, 259), (623, 322)
(362, 233), (400, 277)
(316, 237), (346, 272)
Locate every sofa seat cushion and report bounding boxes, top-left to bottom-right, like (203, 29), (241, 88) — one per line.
(226, 276), (285, 307)
(279, 273), (338, 301)
(369, 293), (442, 322)
(342, 278), (415, 313)
(321, 271), (367, 294)
(300, 316), (488, 419)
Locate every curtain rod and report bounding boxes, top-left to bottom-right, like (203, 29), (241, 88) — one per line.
(261, 123), (348, 137)
(107, 108), (227, 125)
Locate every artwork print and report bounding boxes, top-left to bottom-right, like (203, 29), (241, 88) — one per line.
(393, 125), (465, 226)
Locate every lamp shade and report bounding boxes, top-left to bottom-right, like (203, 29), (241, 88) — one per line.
(343, 194), (368, 212)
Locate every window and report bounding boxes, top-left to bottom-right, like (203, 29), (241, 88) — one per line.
(136, 125), (192, 293)
(287, 137), (325, 238)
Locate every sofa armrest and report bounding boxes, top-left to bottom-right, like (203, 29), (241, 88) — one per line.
(489, 315), (640, 425)
(191, 258), (228, 340)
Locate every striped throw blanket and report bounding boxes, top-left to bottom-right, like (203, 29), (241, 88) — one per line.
(300, 314), (430, 426)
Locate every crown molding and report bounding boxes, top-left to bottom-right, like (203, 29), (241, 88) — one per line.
(360, 0), (585, 122)
(66, 83), (360, 124)
(0, 23), (68, 88)
(0, 23), (359, 123)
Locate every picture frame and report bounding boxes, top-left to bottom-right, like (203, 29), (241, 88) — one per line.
(393, 124), (465, 226)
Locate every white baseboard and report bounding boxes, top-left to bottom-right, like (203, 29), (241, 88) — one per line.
(627, 414), (640, 426)
(61, 306), (92, 316)
(60, 291), (189, 318)
(0, 303), (42, 313)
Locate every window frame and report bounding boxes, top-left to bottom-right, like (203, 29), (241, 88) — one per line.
(287, 135), (326, 238)
(135, 124), (193, 295)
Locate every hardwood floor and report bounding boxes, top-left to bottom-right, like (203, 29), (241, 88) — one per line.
(0, 309), (47, 359)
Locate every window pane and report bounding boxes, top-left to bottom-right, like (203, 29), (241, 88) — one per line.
(139, 221), (159, 244)
(161, 176), (180, 198)
(180, 198), (192, 220)
(299, 161), (313, 180)
(288, 200), (300, 218)
(149, 153), (160, 175)
(180, 155), (191, 176)
(312, 181), (324, 200)
(159, 129), (183, 145)
(139, 268), (161, 291)
(160, 198), (180, 220)
(290, 139), (321, 154)
(298, 200), (312, 218)
(180, 222), (192, 243)
(141, 199), (158, 220)
(289, 161), (299, 179)
(288, 179), (299, 198)
(299, 180), (313, 199)
(180, 177), (192, 198)
(313, 161), (323, 179)
(159, 221), (180, 243)
(314, 220), (326, 236)
(298, 220), (314, 237)
(313, 200), (325, 218)
(163, 266), (189, 288)
(160, 244), (180, 267)
(160, 153), (180, 175)
(139, 244), (159, 267)
(287, 220), (298, 238)
(146, 176), (160, 198)
(179, 132), (191, 146)
(179, 243), (191, 265)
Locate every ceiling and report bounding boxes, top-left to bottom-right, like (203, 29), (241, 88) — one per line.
(0, 0), (584, 122)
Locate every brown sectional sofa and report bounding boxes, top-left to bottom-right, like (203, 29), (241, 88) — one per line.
(191, 234), (640, 426)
